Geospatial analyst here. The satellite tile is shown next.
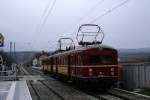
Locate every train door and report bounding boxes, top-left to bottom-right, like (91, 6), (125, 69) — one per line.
(53, 57), (57, 73)
(51, 58), (53, 72)
(56, 57), (58, 73)
(69, 53), (77, 77)
(68, 55), (71, 77)
(74, 53), (78, 79)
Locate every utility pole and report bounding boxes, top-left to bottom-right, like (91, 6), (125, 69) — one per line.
(13, 42), (16, 62)
(9, 41), (13, 65)
(10, 41), (12, 58)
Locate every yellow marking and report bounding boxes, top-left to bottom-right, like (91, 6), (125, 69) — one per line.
(47, 65), (51, 71)
(57, 66), (68, 75)
(43, 65), (47, 70)
(53, 66), (56, 72)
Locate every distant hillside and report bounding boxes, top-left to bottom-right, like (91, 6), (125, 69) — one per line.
(13, 51), (52, 64)
(119, 48), (150, 53)
(5, 48), (150, 64)
(118, 48), (150, 61)
(6, 51), (37, 64)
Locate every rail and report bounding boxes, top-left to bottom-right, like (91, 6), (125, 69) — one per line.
(108, 88), (150, 100)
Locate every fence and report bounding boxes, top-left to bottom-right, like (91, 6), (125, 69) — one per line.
(0, 63), (18, 81)
(119, 61), (150, 90)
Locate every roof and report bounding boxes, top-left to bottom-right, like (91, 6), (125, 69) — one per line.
(41, 44), (116, 60)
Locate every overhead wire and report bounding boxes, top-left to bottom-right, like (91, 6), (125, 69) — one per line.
(90, 0), (130, 23)
(35, 0), (53, 35)
(62, 0), (130, 46)
(32, 0), (57, 51)
(62, 0), (105, 35)
(31, 0), (129, 51)
(37, 0), (57, 35)
(72, 0), (105, 25)
(30, 0), (53, 51)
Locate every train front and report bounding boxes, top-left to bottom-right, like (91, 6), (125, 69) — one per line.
(76, 46), (118, 88)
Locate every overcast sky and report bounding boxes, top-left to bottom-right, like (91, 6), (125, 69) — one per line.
(0, 0), (150, 51)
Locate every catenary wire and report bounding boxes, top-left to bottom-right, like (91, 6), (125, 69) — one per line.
(90, 0), (130, 23)
(62, 0), (105, 35)
(66, 0), (130, 38)
(36, 0), (57, 35)
(32, 0), (57, 51)
(35, 0), (53, 35)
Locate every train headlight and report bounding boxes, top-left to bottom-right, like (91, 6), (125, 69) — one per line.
(99, 72), (103, 75)
(88, 68), (93, 72)
(99, 72), (103, 77)
(89, 72), (93, 76)
(110, 68), (114, 71)
(111, 72), (114, 75)
(89, 68), (93, 76)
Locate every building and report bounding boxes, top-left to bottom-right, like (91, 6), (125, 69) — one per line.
(32, 51), (49, 68)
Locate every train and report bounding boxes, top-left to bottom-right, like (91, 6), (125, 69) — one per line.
(41, 24), (118, 89)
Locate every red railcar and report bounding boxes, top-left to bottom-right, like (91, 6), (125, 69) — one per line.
(42, 24), (118, 88)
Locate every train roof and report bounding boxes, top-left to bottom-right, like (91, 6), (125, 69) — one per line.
(41, 44), (116, 60)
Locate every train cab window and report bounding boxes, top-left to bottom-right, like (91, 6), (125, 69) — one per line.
(88, 55), (113, 65)
(88, 56), (99, 64)
(100, 56), (113, 64)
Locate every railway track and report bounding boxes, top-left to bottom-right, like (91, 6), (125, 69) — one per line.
(21, 66), (126, 100)
(87, 91), (125, 100)
(94, 93), (125, 100)
(108, 88), (150, 100)
(22, 66), (42, 75)
(28, 80), (65, 100)
(20, 66), (150, 100)
(67, 83), (127, 100)
(20, 66), (99, 100)
(20, 66), (65, 100)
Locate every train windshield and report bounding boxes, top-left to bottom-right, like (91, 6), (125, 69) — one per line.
(88, 55), (113, 65)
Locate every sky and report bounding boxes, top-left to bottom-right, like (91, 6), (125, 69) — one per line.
(0, 0), (150, 51)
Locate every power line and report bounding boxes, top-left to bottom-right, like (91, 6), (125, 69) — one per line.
(62, 0), (130, 45)
(30, 0), (53, 51)
(32, 0), (57, 51)
(62, 0), (105, 35)
(90, 0), (130, 23)
(75, 0), (105, 24)
(35, 0), (52, 35)
(32, 0), (129, 51)
(37, 0), (57, 35)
